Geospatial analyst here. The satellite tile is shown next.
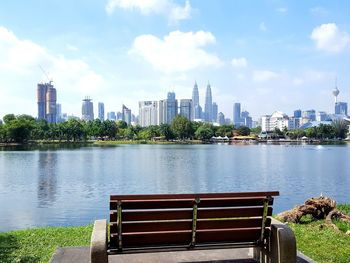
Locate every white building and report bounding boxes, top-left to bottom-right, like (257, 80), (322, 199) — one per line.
(139, 101), (158, 127)
(261, 111), (291, 131)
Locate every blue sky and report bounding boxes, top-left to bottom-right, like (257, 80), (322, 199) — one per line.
(1, 0), (350, 120)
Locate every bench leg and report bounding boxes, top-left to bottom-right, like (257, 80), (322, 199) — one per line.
(90, 219), (108, 263)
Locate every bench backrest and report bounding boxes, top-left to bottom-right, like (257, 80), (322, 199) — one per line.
(109, 191), (279, 252)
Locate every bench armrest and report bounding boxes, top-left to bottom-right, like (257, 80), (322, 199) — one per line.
(269, 218), (297, 263)
(90, 219), (108, 263)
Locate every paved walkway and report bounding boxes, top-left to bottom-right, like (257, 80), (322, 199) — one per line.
(51, 246), (316, 263)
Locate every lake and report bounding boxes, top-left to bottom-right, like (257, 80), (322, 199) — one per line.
(0, 143), (349, 232)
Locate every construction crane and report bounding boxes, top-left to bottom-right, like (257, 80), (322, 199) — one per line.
(38, 65), (53, 85)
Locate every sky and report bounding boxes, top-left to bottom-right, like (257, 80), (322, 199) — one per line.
(1, 0), (350, 120)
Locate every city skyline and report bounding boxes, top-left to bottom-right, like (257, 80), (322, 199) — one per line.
(1, 1), (350, 119)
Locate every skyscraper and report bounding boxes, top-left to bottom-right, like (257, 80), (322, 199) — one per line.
(98, 102), (105, 121)
(37, 81), (57, 123)
(233, 103), (241, 127)
(218, 112), (225, 125)
(212, 102), (218, 122)
(335, 102), (348, 115)
(56, 103), (62, 123)
(165, 92), (178, 124)
(139, 101), (158, 127)
(192, 81), (200, 119)
(204, 82), (212, 122)
(179, 99), (193, 120)
(82, 97), (94, 121)
(122, 104), (131, 125)
(107, 112), (116, 120)
(294, 109), (302, 118)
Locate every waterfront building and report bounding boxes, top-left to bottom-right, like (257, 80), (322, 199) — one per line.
(37, 82), (57, 123)
(139, 101), (158, 127)
(204, 82), (212, 122)
(179, 99), (193, 120)
(294, 109), (302, 118)
(82, 97), (94, 121)
(192, 82), (200, 119)
(212, 102), (218, 122)
(233, 103), (241, 127)
(98, 102), (105, 121)
(261, 111), (290, 131)
(335, 102), (348, 116)
(122, 104), (131, 125)
(107, 111), (116, 120)
(164, 92), (178, 124)
(218, 112), (225, 125)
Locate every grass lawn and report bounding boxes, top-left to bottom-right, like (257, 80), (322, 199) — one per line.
(0, 225), (92, 263)
(0, 205), (349, 263)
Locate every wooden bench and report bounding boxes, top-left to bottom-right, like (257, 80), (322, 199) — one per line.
(90, 191), (297, 263)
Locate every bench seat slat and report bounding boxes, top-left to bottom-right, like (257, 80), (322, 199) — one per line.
(110, 197), (273, 210)
(110, 218), (271, 233)
(110, 191), (279, 201)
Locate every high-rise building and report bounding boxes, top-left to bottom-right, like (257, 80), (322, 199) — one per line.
(218, 112), (225, 125)
(194, 105), (202, 121)
(158, 100), (165, 125)
(179, 99), (193, 120)
(82, 97), (94, 121)
(294, 109), (302, 118)
(116, 112), (122, 120)
(107, 112), (116, 120)
(37, 82), (57, 123)
(302, 110), (316, 121)
(212, 102), (218, 122)
(139, 101), (158, 127)
(204, 82), (213, 122)
(192, 81), (200, 119)
(98, 102), (105, 121)
(122, 104), (131, 125)
(233, 103), (241, 127)
(335, 102), (348, 115)
(56, 103), (62, 123)
(164, 92), (178, 124)
(317, 111), (328, 121)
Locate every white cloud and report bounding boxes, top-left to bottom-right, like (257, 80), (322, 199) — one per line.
(106, 0), (192, 23)
(310, 6), (328, 17)
(310, 23), (350, 53)
(259, 22), (267, 32)
(276, 7), (288, 13)
(253, 70), (278, 82)
(129, 30), (222, 73)
(0, 26), (105, 116)
(231, 57), (248, 68)
(66, 44), (79, 51)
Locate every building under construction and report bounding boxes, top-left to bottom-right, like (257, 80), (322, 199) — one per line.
(37, 81), (57, 123)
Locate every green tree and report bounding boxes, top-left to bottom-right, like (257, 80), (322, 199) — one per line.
(216, 124), (233, 137)
(332, 119), (348, 139)
(195, 125), (214, 141)
(171, 115), (193, 139)
(235, 126), (251, 136)
(2, 114), (16, 124)
(305, 127), (317, 139)
(159, 124), (174, 140)
(5, 116), (35, 143)
(250, 126), (262, 135)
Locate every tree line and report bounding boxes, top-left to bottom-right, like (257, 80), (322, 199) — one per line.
(0, 114), (348, 143)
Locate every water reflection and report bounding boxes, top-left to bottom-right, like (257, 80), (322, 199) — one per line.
(37, 152), (58, 207)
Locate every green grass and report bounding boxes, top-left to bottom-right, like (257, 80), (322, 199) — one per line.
(288, 204), (350, 263)
(0, 225), (92, 263)
(0, 205), (349, 263)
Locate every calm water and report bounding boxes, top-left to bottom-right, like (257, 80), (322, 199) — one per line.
(0, 143), (349, 232)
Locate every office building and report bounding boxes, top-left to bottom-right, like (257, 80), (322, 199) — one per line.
(302, 110), (316, 121)
(56, 103), (62, 123)
(218, 112), (225, 125)
(98, 102), (105, 121)
(192, 82), (200, 119)
(122, 104), (131, 125)
(164, 92), (178, 124)
(107, 112), (116, 121)
(179, 99), (193, 120)
(139, 101), (158, 127)
(212, 102), (218, 122)
(335, 102), (348, 116)
(233, 103), (241, 127)
(261, 111), (290, 131)
(204, 82), (212, 122)
(37, 81), (57, 123)
(294, 109), (302, 118)
(82, 97), (94, 121)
